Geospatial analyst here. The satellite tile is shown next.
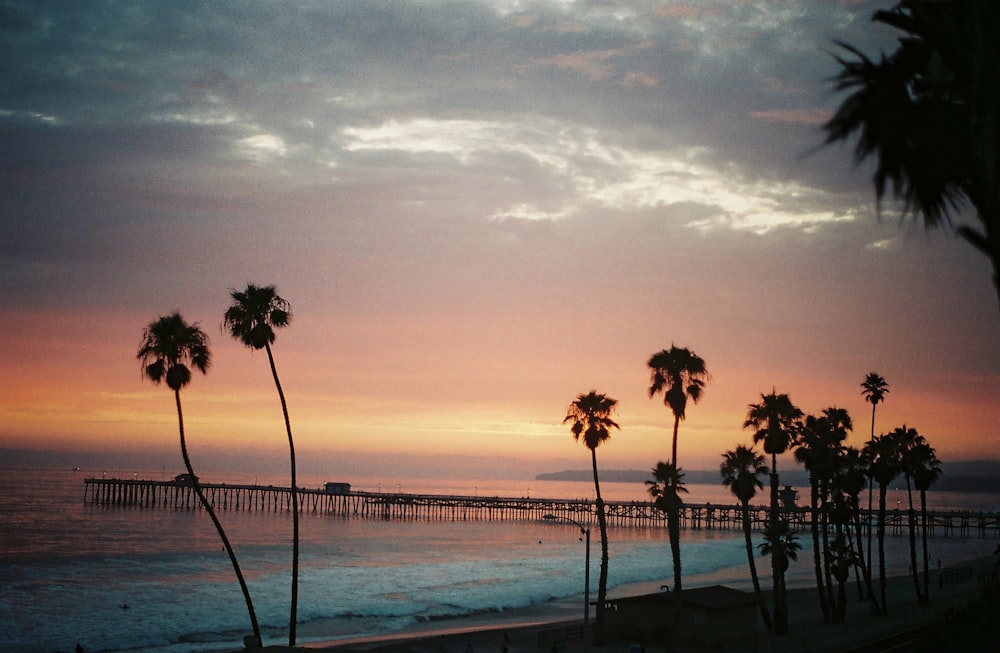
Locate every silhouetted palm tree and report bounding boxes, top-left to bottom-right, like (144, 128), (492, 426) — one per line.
(758, 518), (800, 631)
(795, 408), (852, 623)
(833, 446), (879, 613)
(564, 391), (619, 638)
(647, 462), (688, 592)
(826, 533), (856, 624)
(223, 283), (299, 645)
(647, 461), (688, 631)
(896, 426), (927, 604)
(743, 390), (802, 635)
(646, 345), (710, 468)
(864, 430), (903, 615)
(138, 313), (261, 645)
(824, 1), (1000, 310)
(861, 372), (889, 582)
(911, 441), (941, 603)
(720, 445), (772, 630)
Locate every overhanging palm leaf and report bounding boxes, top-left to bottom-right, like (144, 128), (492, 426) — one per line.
(824, 0), (1000, 310)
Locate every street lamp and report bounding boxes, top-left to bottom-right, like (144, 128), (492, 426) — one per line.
(543, 513), (591, 630)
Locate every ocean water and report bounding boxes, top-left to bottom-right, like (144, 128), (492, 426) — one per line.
(2, 468), (997, 653)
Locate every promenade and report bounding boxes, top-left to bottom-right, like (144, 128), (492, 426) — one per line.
(266, 553), (999, 653)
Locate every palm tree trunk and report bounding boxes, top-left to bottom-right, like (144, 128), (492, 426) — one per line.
(264, 344), (299, 646)
(920, 489), (931, 603)
(877, 483), (888, 616)
(742, 499), (771, 631)
(905, 478), (921, 604)
(175, 389), (261, 644)
(591, 449), (609, 643)
(852, 505), (880, 614)
(670, 415), (681, 468)
(769, 458), (787, 635)
(866, 404), (876, 597)
(808, 479), (829, 622)
(820, 485), (835, 616)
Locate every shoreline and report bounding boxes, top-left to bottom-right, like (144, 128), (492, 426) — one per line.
(241, 553), (999, 653)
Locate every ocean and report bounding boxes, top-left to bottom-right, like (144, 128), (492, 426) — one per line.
(2, 467), (997, 653)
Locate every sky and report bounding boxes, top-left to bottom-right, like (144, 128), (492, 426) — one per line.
(2, 0), (998, 481)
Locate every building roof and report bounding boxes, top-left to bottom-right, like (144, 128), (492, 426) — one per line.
(609, 585), (758, 610)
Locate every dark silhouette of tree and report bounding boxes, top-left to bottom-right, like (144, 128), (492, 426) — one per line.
(743, 390), (802, 635)
(825, 533), (857, 624)
(833, 446), (880, 614)
(223, 284), (299, 646)
(911, 441), (942, 603)
(864, 430), (903, 615)
(758, 518), (801, 632)
(647, 461), (688, 631)
(646, 345), (708, 609)
(824, 0), (1000, 311)
(720, 445), (772, 630)
(860, 373), (889, 585)
(646, 345), (710, 468)
(795, 408), (852, 623)
(647, 462), (688, 592)
(895, 426), (928, 604)
(138, 313), (261, 645)
(563, 390), (619, 640)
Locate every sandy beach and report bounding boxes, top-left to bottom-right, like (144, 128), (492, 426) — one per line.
(248, 552), (1000, 653)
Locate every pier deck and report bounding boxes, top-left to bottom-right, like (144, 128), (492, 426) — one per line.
(82, 477), (1000, 537)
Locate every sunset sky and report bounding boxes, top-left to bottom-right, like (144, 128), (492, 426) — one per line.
(2, 1), (998, 481)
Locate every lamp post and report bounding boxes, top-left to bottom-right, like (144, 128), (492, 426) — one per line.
(543, 513), (591, 630)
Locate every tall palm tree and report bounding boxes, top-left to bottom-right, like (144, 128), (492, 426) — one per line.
(138, 313), (261, 645)
(897, 426), (929, 604)
(563, 390), (619, 639)
(720, 445), (772, 631)
(911, 441), (942, 603)
(647, 461), (688, 631)
(861, 372), (889, 582)
(223, 284), (298, 645)
(646, 345), (709, 468)
(864, 430), (903, 615)
(824, 0), (1000, 311)
(794, 408), (852, 623)
(743, 390), (802, 635)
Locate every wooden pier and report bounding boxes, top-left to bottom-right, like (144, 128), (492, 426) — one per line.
(83, 478), (1000, 538)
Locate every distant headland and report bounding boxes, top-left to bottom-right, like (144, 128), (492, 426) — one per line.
(536, 460), (1000, 494)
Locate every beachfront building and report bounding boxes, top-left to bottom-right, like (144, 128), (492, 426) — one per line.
(603, 585), (758, 648)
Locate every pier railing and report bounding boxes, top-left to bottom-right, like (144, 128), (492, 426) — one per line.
(83, 478), (1000, 537)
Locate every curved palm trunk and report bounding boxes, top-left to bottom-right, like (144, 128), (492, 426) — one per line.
(833, 524), (848, 624)
(920, 489), (931, 603)
(590, 449), (609, 643)
(175, 390), (261, 644)
(741, 498), (771, 630)
(769, 456), (788, 635)
(264, 343), (299, 646)
(877, 482), (889, 615)
(851, 504), (881, 614)
(904, 477), (922, 604)
(807, 478), (830, 622)
(866, 404), (876, 597)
